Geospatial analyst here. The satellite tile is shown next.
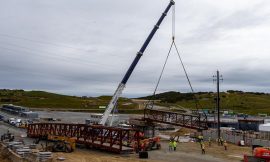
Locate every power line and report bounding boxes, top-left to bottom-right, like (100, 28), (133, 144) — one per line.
(1, 42), (122, 59)
(0, 40), (128, 65)
(0, 46), (120, 70)
(0, 33), (91, 52)
(0, 37), (133, 59)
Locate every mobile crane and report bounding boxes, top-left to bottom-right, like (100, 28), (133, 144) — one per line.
(99, 0), (175, 126)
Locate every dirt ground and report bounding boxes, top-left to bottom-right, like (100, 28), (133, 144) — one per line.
(0, 141), (251, 162)
(0, 155), (11, 162)
(150, 140), (251, 162)
(0, 141), (252, 162)
(52, 149), (151, 162)
(0, 119), (251, 162)
(49, 140), (251, 162)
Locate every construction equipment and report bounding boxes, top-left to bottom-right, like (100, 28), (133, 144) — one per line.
(244, 147), (270, 162)
(99, 0), (175, 126)
(34, 134), (76, 153)
(1, 130), (15, 142)
(137, 137), (160, 159)
(46, 135), (76, 153)
(27, 0), (206, 155)
(18, 123), (27, 129)
(141, 136), (161, 151)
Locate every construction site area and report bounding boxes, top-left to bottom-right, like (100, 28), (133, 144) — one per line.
(0, 111), (253, 162)
(1, 100), (269, 162)
(1, 0), (270, 162)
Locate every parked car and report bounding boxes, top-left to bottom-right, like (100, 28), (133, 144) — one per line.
(8, 118), (16, 125)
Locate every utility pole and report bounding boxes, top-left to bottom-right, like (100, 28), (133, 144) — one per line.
(213, 70), (223, 141)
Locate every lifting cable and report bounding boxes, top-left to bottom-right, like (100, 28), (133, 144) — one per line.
(146, 41), (174, 109)
(153, 42), (174, 96)
(147, 4), (204, 114)
(172, 40), (200, 111)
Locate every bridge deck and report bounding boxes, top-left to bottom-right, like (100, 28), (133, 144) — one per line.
(144, 108), (208, 130)
(27, 123), (139, 154)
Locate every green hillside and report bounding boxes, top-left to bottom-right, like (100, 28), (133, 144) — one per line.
(140, 90), (270, 115)
(1, 89), (270, 115)
(0, 89), (138, 111)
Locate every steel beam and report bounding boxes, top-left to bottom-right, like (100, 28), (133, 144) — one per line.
(27, 123), (140, 154)
(144, 108), (208, 130)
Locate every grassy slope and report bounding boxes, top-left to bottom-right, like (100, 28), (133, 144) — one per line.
(140, 91), (270, 115)
(0, 89), (137, 110)
(1, 89), (270, 115)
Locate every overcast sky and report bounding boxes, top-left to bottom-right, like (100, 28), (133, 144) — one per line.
(0, 0), (270, 97)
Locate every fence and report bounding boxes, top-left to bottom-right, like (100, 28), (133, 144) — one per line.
(203, 129), (270, 147)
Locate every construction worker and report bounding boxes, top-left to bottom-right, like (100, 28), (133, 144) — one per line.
(201, 143), (205, 154)
(220, 137), (224, 146)
(133, 141), (139, 153)
(198, 135), (203, 143)
(140, 141), (145, 151)
(198, 135), (203, 148)
(169, 140), (173, 152)
(199, 140), (203, 149)
(139, 132), (144, 138)
(224, 141), (228, 151)
(208, 137), (211, 147)
(173, 140), (177, 151)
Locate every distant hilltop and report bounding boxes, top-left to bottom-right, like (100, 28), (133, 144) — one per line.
(0, 89), (137, 112)
(139, 90), (270, 115)
(0, 89), (269, 115)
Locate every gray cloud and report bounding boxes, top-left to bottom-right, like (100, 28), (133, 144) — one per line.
(0, 0), (270, 97)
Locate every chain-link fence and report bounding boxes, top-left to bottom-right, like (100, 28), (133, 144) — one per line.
(202, 129), (270, 147)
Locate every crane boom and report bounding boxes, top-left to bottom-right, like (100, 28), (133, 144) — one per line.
(99, 0), (175, 125)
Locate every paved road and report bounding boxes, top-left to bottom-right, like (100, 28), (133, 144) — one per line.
(0, 121), (31, 143)
(36, 111), (142, 124)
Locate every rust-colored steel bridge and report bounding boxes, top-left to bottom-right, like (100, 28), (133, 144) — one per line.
(27, 109), (207, 153)
(27, 123), (140, 153)
(144, 108), (208, 130)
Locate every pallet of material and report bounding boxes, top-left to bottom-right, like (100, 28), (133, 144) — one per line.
(38, 151), (52, 162)
(16, 148), (31, 157)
